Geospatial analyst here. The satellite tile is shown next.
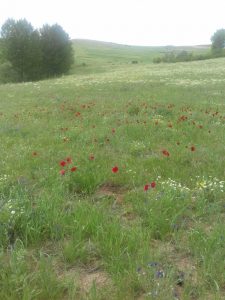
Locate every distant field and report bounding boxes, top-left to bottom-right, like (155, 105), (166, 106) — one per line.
(71, 39), (210, 74)
(0, 41), (224, 300)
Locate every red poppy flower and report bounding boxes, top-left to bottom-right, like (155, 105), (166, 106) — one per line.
(162, 150), (170, 157)
(191, 146), (196, 152)
(71, 166), (77, 172)
(144, 184), (150, 191)
(60, 169), (66, 175)
(151, 181), (156, 188)
(60, 160), (66, 167)
(144, 181), (156, 191)
(89, 155), (95, 160)
(112, 166), (119, 173)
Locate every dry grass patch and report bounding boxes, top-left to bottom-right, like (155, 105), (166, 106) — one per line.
(96, 182), (128, 204)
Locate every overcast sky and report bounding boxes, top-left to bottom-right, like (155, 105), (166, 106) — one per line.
(1, 0), (225, 46)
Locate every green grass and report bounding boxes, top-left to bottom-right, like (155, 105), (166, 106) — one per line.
(0, 41), (224, 299)
(71, 39), (210, 74)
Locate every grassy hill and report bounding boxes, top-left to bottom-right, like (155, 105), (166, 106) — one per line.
(0, 41), (224, 300)
(71, 39), (210, 74)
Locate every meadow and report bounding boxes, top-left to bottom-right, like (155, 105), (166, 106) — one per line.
(0, 40), (224, 300)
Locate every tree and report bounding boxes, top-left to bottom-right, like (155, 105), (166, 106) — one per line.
(0, 19), (74, 82)
(1, 18), (42, 81)
(211, 29), (225, 55)
(40, 24), (74, 77)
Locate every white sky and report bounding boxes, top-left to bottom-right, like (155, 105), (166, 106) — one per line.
(1, 0), (225, 46)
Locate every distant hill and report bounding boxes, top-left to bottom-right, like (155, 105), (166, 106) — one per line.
(70, 39), (210, 75)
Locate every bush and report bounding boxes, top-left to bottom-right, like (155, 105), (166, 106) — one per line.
(153, 57), (162, 64)
(0, 62), (19, 83)
(153, 50), (213, 64)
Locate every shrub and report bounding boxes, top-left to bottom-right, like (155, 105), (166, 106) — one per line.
(0, 62), (19, 83)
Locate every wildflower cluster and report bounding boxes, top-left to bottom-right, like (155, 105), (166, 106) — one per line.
(144, 181), (156, 191)
(159, 177), (190, 194)
(0, 174), (9, 187)
(59, 157), (77, 175)
(194, 176), (224, 193)
(5, 199), (25, 219)
(0, 197), (26, 240)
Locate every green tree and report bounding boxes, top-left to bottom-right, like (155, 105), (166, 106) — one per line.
(211, 29), (225, 55)
(40, 24), (74, 77)
(1, 19), (74, 82)
(1, 18), (42, 81)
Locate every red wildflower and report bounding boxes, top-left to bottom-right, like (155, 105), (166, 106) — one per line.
(71, 166), (77, 172)
(162, 150), (170, 157)
(60, 160), (67, 167)
(191, 146), (196, 152)
(144, 181), (156, 191)
(144, 184), (150, 191)
(151, 181), (156, 188)
(112, 166), (119, 173)
(60, 169), (66, 176)
(89, 155), (95, 160)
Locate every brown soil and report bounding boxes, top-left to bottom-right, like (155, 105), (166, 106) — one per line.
(96, 182), (127, 204)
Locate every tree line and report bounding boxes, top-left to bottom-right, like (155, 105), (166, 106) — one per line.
(0, 19), (74, 82)
(153, 29), (225, 64)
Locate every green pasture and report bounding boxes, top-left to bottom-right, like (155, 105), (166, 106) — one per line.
(0, 41), (224, 299)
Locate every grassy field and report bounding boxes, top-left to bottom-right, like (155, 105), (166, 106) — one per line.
(71, 39), (210, 74)
(0, 40), (224, 299)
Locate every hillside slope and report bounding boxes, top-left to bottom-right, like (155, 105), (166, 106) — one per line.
(71, 39), (210, 75)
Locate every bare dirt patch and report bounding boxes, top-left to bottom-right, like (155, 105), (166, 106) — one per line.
(59, 266), (112, 295)
(96, 182), (127, 204)
(79, 269), (110, 292)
